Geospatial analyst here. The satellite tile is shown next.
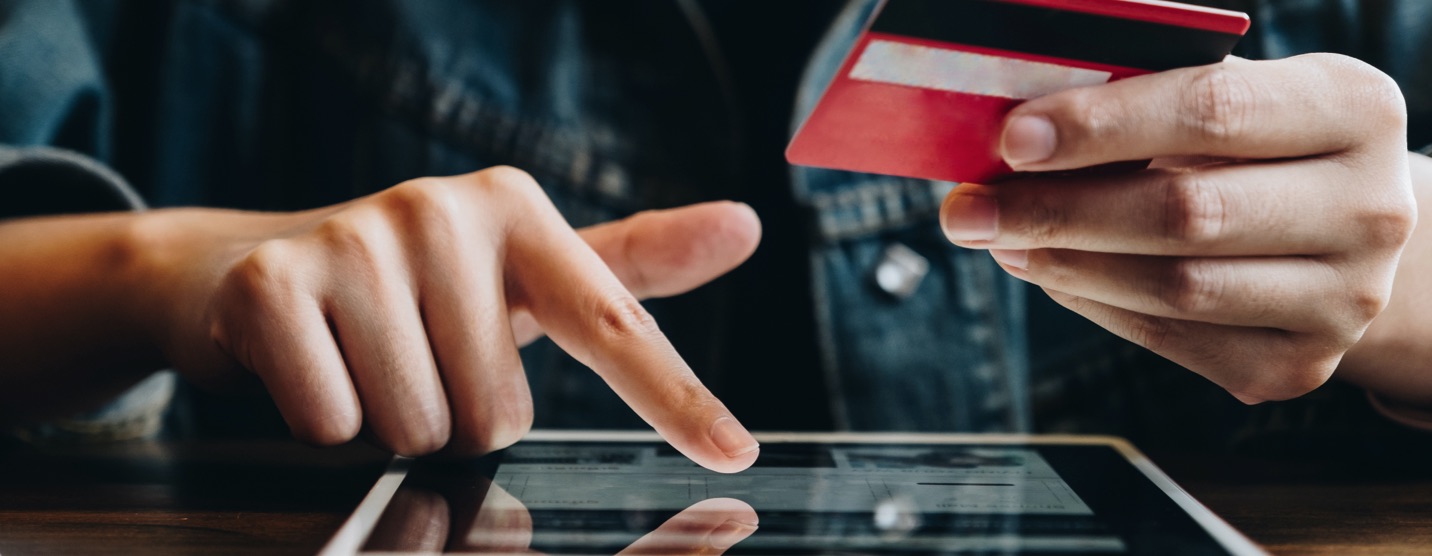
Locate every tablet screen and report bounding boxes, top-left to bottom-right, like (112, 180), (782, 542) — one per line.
(352, 439), (1255, 555)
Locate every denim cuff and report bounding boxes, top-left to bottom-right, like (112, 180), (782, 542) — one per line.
(10, 373), (177, 444)
(1, 145), (174, 443)
(0, 145), (147, 219)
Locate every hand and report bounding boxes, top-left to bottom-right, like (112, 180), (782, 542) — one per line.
(940, 55), (1416, 403)
(131, 167), (763, 471)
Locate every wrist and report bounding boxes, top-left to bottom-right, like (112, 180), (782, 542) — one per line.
(113, 210), (190, 365)
(120, 208), (249, 359)
(120, 207), (314, 377)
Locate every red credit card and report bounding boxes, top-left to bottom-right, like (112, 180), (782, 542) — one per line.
(786, 0), (1250, 184)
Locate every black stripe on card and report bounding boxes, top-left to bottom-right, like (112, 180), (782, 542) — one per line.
(869, 0), (1243, 71)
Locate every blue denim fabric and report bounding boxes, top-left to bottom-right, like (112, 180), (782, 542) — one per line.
(791, 0), (1031, 432)
(2, 0), (1430, 448)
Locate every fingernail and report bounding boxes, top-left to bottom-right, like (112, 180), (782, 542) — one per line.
(1002, 115), (1057, 168)
(708, 519), (759, 550)
(709, 417), (759, 458)
(990, 249), (1029, 270)
(942, 193), (999, 242)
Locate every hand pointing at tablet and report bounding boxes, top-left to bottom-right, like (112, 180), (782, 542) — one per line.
(941, 54), (1418, 404)
(125, 167), (761, 471)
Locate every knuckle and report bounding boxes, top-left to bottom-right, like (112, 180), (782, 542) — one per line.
(1359, 199), (1417, 251)
(1156, 259), (1224, 315)
(1183, 65), (1257, 144)
(593, 295), (662, 344)
(381, 179), (458, 227)
(1365, 77), (1409, 129)
(483, 165), (539, 187)
(468, 166), (556, 230)
(1311, 53), (1407, 129)
(648, 369), (721, 419)
(314, 211), (387, 271)
(1052, 87), (1118, 143)
(229, 240), (303, 303)
(478, 165), (543, 201)
(1015, 190), (1070, 246)
(1346, 283), (1392, 327)
(1161, 170), (1227, 245)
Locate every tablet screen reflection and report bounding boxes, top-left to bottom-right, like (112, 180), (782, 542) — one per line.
(364, 470), (758, 554)
(359, 443), (1125, 554)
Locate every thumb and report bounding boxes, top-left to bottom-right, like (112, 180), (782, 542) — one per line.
(511, 202), (761, 346)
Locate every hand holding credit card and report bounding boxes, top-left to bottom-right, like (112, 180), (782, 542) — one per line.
(835, 0), (1415, 408)
(786, 0), (1250, 183)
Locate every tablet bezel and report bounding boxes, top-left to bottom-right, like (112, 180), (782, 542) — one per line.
(321, 431), (1266, 556)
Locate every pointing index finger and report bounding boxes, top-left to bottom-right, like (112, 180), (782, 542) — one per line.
(484, 171), (760, 474)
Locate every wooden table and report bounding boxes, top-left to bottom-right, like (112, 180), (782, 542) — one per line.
(2, 438), (1431, 555)
(1162, 454), (1432, 555)
(0, 439), (389, 555)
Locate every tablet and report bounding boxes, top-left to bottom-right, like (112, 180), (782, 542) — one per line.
(322, 431), (1264, 555)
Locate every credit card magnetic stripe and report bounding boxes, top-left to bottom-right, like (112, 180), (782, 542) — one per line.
(870, 0), (1246, 72)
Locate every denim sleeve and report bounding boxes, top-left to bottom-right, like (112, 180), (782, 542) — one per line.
(1, 0), (175, 443)
(0, 147), (177, 444)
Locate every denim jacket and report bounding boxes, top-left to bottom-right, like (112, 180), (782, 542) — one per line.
(3, 0), (1430, 453)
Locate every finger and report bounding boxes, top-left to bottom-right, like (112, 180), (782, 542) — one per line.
(488, 169), (760, 474)
(1042, 288), (1342, 404)
(992, 250), (1371, 333)
(509, 310), (544, 348)
(509, 309), (544, 348)
(584, 201), (762, 298)
(511, 201), (762, 346)
(941, 157), (1398, 255)
(1000, 54), (1406, 170)
(320, 212), (451, 456)
(618, 498), (759, 555)
(227, 274), (361, 446)
(418, 221), (532, 456)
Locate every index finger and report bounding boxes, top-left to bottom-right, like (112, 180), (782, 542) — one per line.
(490, 170), (761, 474)
(999, 54), (1407, 171)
